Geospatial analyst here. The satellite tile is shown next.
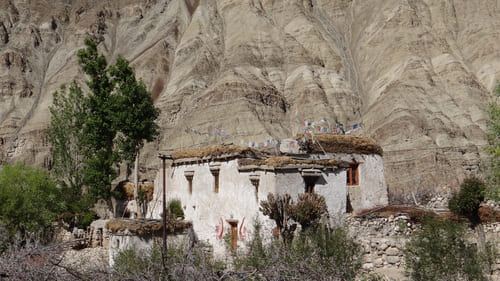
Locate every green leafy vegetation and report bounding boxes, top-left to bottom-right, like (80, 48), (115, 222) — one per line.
(404, 216), (495, 281)
(47, 38), (159, 206)
(449, 177), (486, 226)
(0, 164), (64, 241)
(484, 82), (500, 200)
(167, 199), (185, 220)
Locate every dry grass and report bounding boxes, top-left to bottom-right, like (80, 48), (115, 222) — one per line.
(106, 219), (192, 235)
(172, 144), (264, 160)
(357, 205), (435, 223)
(239, 156), (348, 168)
(297, 134), (383, 155)
(114, 181), (154, 201)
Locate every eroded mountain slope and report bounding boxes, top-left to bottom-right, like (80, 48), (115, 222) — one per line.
(0, 0), (498, 197)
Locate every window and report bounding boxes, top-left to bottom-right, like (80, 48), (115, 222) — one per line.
(210, 169), (220, 193)
(304, 176), (317, 193)
(184, 171), (194, 194)
(210, 164), (221, 193)
(346, 163), (360, 186)
(301, 169), (321, 193)
(249, 174), (260, 201)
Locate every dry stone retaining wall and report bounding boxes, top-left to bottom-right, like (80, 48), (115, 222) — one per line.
(346, 214), (500, 279)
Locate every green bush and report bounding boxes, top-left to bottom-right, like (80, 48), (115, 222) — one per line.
(234, 222), (362, 281)
(0, 163), (64, 241)
(449, 177), (485, 225)
(405, 216), (492, 281)
(167, 199), (184, 220)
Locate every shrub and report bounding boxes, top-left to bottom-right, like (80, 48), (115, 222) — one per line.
(259, 193), (296, 245)
(289, 193), (328, 231)
(449, 177), (486, 226)
(405, 216), (492, 281)
(167, 199), (184, 220)
(0, 163), (64, 241)
(234, 223), (362, 281)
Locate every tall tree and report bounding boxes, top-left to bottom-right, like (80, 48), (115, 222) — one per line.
(48, 38), (160, 207)
(47, 82), (86, 192)
(485, 83), (500, 200)
(77, 38), (119, 200)
(109, 57), (160, 202)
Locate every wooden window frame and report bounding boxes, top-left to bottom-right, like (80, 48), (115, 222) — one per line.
(184, 171), (194, 194)
(249, 174), (260, 202)
(346, 162), (361, 186)
(211, 169), (220, 193)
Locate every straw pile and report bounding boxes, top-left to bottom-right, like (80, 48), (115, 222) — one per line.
(114, 181), (154, 201)
(239, 156), (349, 168)
(106, 219), (192, 235)
(298, 134), (383, 155)
(172, 144), (264, 160)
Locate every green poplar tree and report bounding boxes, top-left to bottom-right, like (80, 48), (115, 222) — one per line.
(48, 38), (160, 206)
(77, 38), (119, 200)
(47, 82), (86, 193)
(109, 57), (160, 201)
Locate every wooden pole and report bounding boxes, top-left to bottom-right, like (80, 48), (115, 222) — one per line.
(158, 153), (172, 254)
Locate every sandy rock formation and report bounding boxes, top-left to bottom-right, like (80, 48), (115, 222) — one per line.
(0, 0), (498, 198)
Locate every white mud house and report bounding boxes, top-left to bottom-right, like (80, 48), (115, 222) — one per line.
(147, 135), (388, 256)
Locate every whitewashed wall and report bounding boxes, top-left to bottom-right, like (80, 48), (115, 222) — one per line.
(147, 155), (387, 256)
(148, 159), (274, 256)
(312, 153), (388, 212)
(108, 232), (192, 267)
(108, 234), (153, 267)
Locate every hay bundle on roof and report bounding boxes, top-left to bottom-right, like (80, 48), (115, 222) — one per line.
(239, 156), (347, 168)
(298, 134), (383, 155)
(172, 144), (264, 160)
(113, 181), (154, 201)
(106, 219), (192, 235)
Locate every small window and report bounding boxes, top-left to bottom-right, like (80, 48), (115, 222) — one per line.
(304, 176), (317, 193)
(249, 174), (260, 201)
(184, 171), (194, 194)
(347, 163), (360, 186)
(210, 169), (220, 193)
(301, 169), (321, 193)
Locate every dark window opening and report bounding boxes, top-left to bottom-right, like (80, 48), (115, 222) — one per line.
(347, 163), (360, 186)
(185, 171), (194, 194)
(250, 174), (260, 202)
(304, 176), (318, 193)
(186, 175), (193, 194)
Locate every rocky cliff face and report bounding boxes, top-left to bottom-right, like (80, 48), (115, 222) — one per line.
(0, 0), (498, 199)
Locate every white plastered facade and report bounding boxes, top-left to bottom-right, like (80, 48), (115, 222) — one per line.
(147, 153), (387, 256)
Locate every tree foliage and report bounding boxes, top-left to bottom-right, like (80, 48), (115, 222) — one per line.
(48, 38), (160, 203)
(405, 216), (492, 281)
(484, 83), (500, 200)
(449, 177), (485, 226)
(110, 57), (160, 162)
(0, 164), (64, 240)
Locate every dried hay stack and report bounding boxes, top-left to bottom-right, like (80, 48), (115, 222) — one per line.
(114, 181), (154, 201)
(239, 156), (348, 168)
(298, 134), (383, 155)
(172, 144), (263, 159)
(106, 219), (192, 235)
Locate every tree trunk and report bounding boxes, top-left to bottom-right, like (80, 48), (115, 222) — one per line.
(133, 151), (139, 215)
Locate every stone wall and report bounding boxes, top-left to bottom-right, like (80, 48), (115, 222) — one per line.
(346, 214), (500, 280)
